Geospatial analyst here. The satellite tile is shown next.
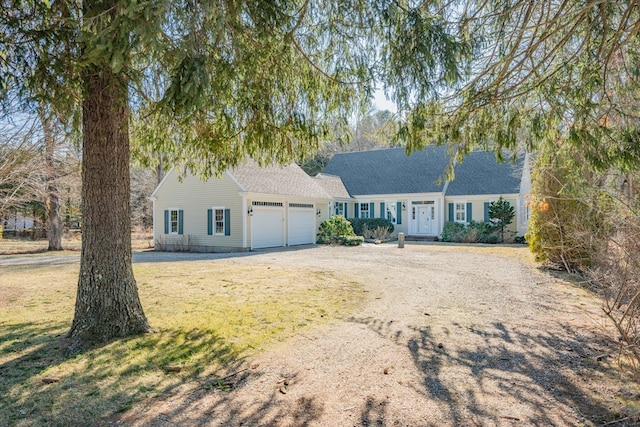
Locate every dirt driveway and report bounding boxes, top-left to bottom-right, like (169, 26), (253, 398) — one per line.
(116, 243), (630, 427)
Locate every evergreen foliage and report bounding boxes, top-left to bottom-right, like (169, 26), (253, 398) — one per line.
(3, 0), (640, 348)
(1, 0), (467, 347)
(489, 196), (515, 243)
(317, 215), (363, 246)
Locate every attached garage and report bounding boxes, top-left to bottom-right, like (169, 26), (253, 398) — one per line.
(153, 160), (332, 253)
(287, 203), (316, 246)
(251, 202), (285, 249)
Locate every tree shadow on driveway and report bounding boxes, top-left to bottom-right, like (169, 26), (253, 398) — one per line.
(350, 316), (633, 426)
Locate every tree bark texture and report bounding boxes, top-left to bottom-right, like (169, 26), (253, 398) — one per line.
(42, 110), (63, 251)
(68, 59), (150, 349)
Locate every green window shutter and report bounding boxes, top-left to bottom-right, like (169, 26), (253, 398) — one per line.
(448, 203), (454, 222)
(354, 203), (359, 218)
(164, 210), (169, 234)
(380, 202), (385, 219)
(484, 202), (490, 222)
(224, 209), (231, 236)
(207, 209), (213, 235)
(178, 210), (184, 234)
(344, 204), (348, 218)
(370, 202), (375, 218)
(396, 202), (402, 225)
(466, 203), (472, 222)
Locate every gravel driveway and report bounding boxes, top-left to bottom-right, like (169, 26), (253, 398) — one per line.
(112, 243), (626, 426)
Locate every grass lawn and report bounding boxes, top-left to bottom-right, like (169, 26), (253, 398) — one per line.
(0, 249), (365, 426)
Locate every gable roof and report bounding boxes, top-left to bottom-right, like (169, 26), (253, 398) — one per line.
(322, 146), (449, 196)
(322, 146), (522, 197)
(230, 160), (331, 199)
(314, 173), (351, 199)
(446, 151), (522, 196)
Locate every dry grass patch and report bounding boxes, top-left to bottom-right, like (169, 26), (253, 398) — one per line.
(0, 233), (153, 254)
(0, 256), (365, 426)
(410, 241), (536, 265)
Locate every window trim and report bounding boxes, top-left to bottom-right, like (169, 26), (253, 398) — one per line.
(212, 206), (225, 235)
(454, 201), (467, 223)
(334, 201), (345, 216)
(168, 208), (180, 234)
(358, 202), (370, 219)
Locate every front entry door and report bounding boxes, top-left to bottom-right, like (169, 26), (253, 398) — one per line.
(417, 206), (429, 234)
(413, 203), (437, 235)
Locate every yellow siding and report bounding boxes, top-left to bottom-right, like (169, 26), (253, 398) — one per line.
(153, 170), (245, 250)
(444, 194), (521, 236)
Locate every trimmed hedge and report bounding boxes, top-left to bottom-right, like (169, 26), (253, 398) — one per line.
(347, 218), (394, 236)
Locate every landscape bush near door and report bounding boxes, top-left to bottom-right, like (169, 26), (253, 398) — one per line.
(440, 221), (500, 243)
(317, 215), (364, 246)
(347, 218), (394, 236)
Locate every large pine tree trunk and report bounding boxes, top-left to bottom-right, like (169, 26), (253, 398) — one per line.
(68, 58), (150, 350)
(41, 109), (63, 251)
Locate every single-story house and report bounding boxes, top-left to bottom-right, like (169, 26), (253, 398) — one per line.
(152, 146), (531, 251)
(322, 146), (530, 239)
(151, 160), (332, 252)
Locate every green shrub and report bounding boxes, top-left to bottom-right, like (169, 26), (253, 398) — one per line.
(440, 222), (466, 242)
(488, 196), (516, 242)
(348, 218), (394, 236)
(468, 221), (500, 243)
(441, 221), (500, 243)
(317, 215), (361, 245)
(338, 235), (364, 246)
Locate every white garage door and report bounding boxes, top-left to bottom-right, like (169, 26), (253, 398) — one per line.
(288, 204), (316, 246)
(252, 203), (284, 249)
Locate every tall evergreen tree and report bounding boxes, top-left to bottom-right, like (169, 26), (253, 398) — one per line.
(0, 0), (468, 350)
(2, 0), (639, 350)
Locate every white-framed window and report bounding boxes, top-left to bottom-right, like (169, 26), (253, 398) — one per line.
(359, 202), (370, 218)
(335, 201), (345, 216)
(169, 209), (179, 234)
(455, 202), (466, 223)
(213, 207), (225, 235)
(208, 207), (230, 236)
(386, 201), (397, 224)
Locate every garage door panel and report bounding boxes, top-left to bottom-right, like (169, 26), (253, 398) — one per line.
(288, 208), (316, 246)
(252, 207), (284, 249)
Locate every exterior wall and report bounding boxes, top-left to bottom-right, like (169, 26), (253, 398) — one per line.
(329, 192), (522, 239)
(153, 170), (246, 251)
(444, 194), (520, 237)
(347, 193), (444, 236)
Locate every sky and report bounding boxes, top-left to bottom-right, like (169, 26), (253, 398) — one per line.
(372, 89), (397, 113)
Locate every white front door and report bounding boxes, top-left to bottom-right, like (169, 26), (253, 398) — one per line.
(417, 206), (429, 234)
(411, 202), (438, 235)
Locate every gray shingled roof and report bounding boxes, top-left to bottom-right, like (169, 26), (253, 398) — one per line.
(447, 151), (522, 196)
(230, 160), (331, 199)
(322, 146), (449, 196)
(322, 146), (521, 196)
(314, 173), (351, 198)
